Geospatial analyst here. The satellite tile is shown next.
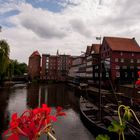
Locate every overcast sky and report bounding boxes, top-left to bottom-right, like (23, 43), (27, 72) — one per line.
(1, 0), (140, 64)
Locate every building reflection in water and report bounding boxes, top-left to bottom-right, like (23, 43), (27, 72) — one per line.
(47, 84), (69, 108)
(27, 84), (40, 108)
(0, 84), (95, 140)
(26, 83), (75, 109)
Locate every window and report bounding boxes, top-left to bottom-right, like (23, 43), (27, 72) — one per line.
(122, 66), (127, 69)
(137, 66), (140, 69)
(86, 67), (92, 72)
(116, 72), (120, 77)
(115, 58), (118, 62)
(132, 72), (134, 78)
(120, 52), (123, 56)
(125, 72), (127, 78)
(86, 74), (92, 77)
(115, 65), (120, 69)
(95, 66), (98, 69)
(137, 59), (140, 63)
(87, 56), (92, 60)
(95, 73), (98, 77)
(130, 59), (133, 63)
(87, 61), (92, 66)
(106, 72), (109, 77)
(130, 66), (134, 69)
(46, 65), (49, 69)
(121, 58), (124, 63)
(132, 53), (134, 56)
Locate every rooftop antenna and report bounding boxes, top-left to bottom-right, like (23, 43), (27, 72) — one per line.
(0, 26), (2, 32)
(56, 50), (59, 56)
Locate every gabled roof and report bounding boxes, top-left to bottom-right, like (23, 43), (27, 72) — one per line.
(86, 45), (92, 55)
(30, 51), (41, 57)
(104, 37), (140, 52)
(91, 44), (100, 54)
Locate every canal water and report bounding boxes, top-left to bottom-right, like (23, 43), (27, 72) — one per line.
(0, 83), (95, 140)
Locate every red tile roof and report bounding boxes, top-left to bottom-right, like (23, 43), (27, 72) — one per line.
(30, 51), (41, 57)
(104, 37), (140, 52)
(91, 44), (100, 54)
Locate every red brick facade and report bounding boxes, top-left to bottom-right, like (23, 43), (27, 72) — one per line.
(28, 51), (41, 80)
(41, 54), (73, 81)
(101, 37), (140, 83)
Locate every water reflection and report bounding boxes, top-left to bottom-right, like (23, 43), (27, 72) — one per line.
(0, 88), (10, 139)
(0, 83), (95, 140)
(27, 84), (40, 108)
(27, 84), (71, 109)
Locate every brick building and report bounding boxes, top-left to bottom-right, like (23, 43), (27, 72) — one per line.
(57, 55), (72, 81)
(28, 51), (41, 80)
(41, 54), (50, 80)
(48, 55), (58, 80)
(101, 37), (140, 84)
(41, 53), (73, 81)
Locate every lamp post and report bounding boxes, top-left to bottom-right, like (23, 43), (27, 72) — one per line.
(96, 36), (102, 120)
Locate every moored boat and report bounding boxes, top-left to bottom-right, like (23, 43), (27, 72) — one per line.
(79, 96), (140, 140)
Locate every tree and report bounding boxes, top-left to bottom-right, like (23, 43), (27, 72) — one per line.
(7, 60), (28, 79)
(0, 40), (10, 82)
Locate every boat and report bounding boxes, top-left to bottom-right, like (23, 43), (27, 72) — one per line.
(79, 96), (140, 140)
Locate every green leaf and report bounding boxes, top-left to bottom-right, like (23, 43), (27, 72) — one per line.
(108, 120), (125, 134)
(123, 107), (132, 121)
(96, 134), (110, 140)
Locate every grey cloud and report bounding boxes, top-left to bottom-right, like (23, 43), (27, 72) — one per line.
(97, 0), (140, 34)
(20, 17), (67, 39)
(70, 19), (92, 37)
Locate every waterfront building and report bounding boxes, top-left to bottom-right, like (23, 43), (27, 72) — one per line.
(101, 37), (140, 84)
(57, 54), (72, 81)
(68, 55), (85, 84)
(28, 51), (41, 80)
(85, 44), (100, 84)
(41, 54), (50, 80)
(41, 52), (73, 81)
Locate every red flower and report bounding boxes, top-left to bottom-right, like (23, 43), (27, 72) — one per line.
(42, 104), (51, 116)
(135, 80), (140, 88)
(138, 71), (140, 77)
(7, 133), (19, 140)
(10, 113), (20, 129)
(3, 104), (66, 140)
(56, 106), (66, 116)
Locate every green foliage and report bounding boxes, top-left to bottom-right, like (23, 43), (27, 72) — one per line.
(97, 104), (140, 140)
(0, 40), (10, 81)
(7, 60), (27, 78)
(108, 120), (125, 134)
(96, 134), (110, 140)
(123, 106), (132, 121)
